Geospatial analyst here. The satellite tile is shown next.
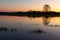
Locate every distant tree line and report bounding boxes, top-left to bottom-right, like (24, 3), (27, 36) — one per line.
(0, 11), (60, 17)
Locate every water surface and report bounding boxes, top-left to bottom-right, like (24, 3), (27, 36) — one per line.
(0, 16), (60, 40)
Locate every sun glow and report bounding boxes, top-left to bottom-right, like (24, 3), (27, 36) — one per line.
(0, 0), (60, 12)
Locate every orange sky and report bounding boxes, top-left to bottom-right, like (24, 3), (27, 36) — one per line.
(0, 0), (60, 12)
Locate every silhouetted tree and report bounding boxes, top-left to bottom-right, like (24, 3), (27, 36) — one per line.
(42, 4), (51, 12)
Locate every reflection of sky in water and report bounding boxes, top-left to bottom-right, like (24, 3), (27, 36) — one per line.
(0, 16), (60, 40)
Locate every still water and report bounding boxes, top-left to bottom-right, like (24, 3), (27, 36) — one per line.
(0, 16), (60, 40)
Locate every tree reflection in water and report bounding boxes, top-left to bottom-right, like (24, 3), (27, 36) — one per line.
(42, 17), (51, 25)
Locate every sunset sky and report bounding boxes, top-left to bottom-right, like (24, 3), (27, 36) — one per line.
(0, 0), (60, 12)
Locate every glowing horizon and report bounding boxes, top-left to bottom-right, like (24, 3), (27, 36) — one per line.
(0, 0), (60, 12)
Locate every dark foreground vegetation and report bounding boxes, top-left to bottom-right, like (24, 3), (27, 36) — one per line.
(0, 11), (60, 17)
(0, 27), (44, 34)
(0, 27), (16, 32)
(31, 29), (43, 33)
